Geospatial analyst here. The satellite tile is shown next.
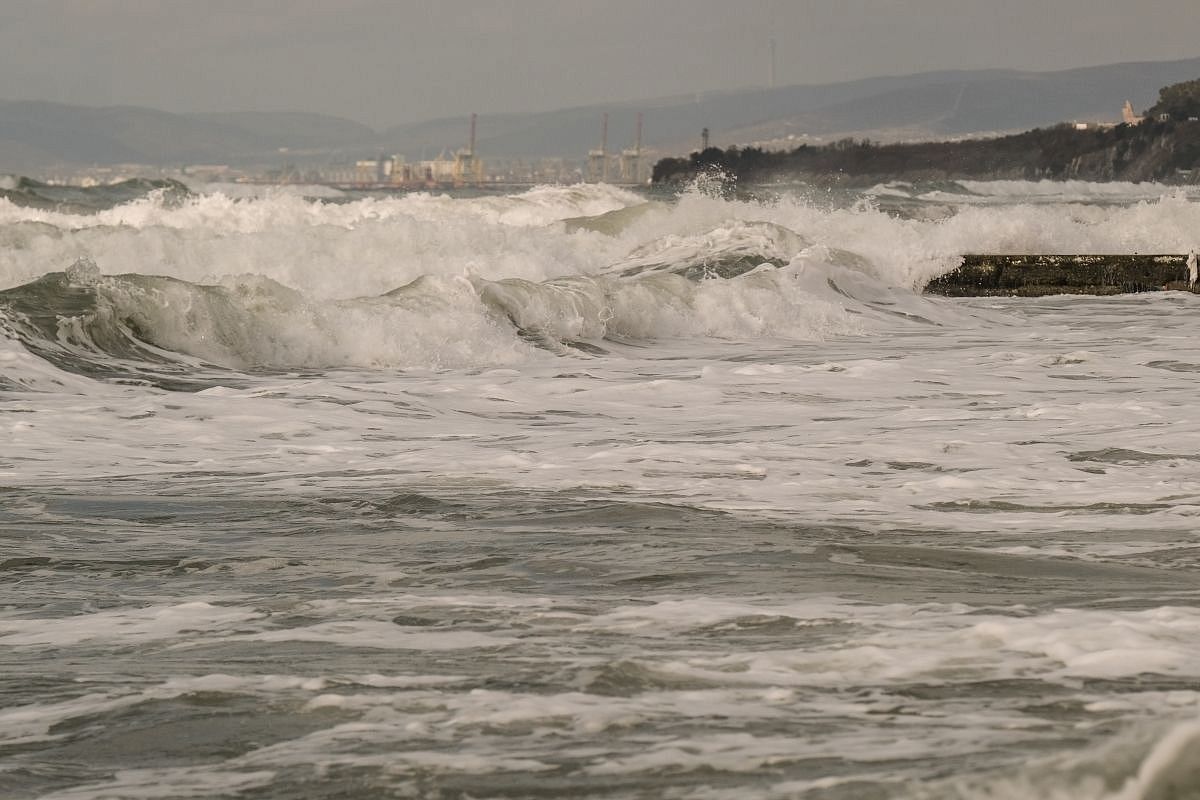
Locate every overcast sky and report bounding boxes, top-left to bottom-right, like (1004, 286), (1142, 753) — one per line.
(2, 0), (1198, 129)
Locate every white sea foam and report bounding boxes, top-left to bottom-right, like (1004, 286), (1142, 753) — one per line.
(0, 602), (262, 648)
(955, 178), (1200, 201)
(917, 717), (1200, 800)
(229, 620), (516, 651)
(576, 599), (1200, 686)
(6, 181), (1200, 798)
(33, 768), (278, 800)
(2, 181), (1198, 303)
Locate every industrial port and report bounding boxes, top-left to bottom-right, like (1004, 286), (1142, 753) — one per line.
(267, 112), (650, 190)
(39, 111), (654, 191)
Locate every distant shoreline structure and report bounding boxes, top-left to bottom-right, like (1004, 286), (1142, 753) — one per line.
(925, 254), (1200, 297)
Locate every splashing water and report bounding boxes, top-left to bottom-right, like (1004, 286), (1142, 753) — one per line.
(3, 179), (1200, 799)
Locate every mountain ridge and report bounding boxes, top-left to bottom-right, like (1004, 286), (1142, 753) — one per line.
(2, 57), (1199, 171)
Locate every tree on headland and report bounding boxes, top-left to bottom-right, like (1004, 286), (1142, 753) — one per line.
(651, 145), (771, 183)
(1146, 79), (1200, 120)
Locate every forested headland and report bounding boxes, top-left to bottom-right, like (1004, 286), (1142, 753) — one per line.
(652, 79), (1200, 185)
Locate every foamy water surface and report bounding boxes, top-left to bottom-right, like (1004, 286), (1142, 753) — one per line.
(3, 179), (1200, 799)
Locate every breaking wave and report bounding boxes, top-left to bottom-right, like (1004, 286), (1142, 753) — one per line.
(0, 240), (931, 386)
(0, 174), (191, 213)
(2, 179), (1199, 387)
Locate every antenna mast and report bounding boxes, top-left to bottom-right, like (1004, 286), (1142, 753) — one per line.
(601, 112), (609, 182)
(769, 38), (777, 88)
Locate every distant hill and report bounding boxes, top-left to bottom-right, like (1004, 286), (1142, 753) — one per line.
(0, 103), (378, 169)
(720, 59), (1200, 144)
(0, 101), (260, 167)
(1, 57), (1199, 172)
(183, 111), (378, 152)
(382, 57), (1200, 158)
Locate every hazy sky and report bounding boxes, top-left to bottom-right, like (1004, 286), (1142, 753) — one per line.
(2, 0), (1198, 129)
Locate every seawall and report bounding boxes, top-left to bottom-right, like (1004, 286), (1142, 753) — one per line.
(924, 254), (1197, 297)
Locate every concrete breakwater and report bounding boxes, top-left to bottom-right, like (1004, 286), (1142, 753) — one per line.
(924, 254), (1198, 297)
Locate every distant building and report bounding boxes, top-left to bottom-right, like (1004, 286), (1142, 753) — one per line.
(1122, 100), (1145, 125)
(355, 159), (385, 183)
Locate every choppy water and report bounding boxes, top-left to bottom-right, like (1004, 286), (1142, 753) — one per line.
(4, 177), (1200, 799)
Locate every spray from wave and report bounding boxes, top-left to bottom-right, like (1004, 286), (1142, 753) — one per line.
(2, 180), (1199, 385)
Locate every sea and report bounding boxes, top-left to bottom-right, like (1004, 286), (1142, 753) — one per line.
(3, 174), (1200, 800)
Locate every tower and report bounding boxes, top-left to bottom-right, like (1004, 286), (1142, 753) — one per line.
(620, 112), (644, 183)
(769, 38), (776, 88)
(453, 113), (483, 185)
(587, 113), (609, 182)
